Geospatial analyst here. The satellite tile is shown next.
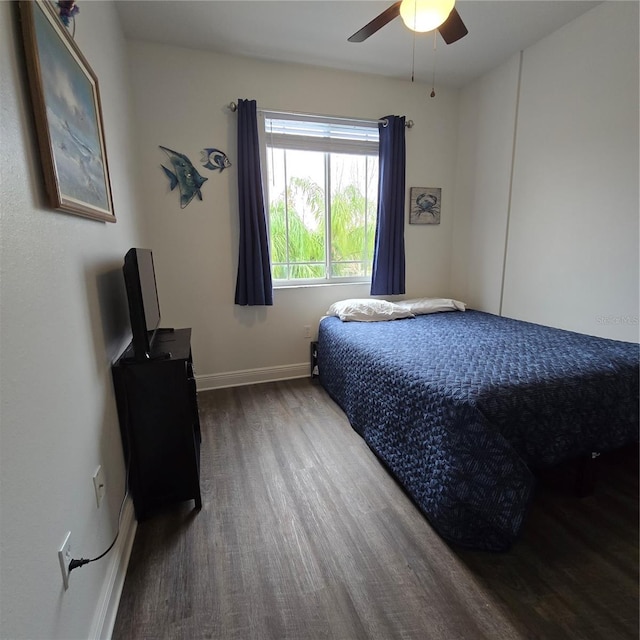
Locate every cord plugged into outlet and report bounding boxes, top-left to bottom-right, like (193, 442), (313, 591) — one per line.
(58, 533), (91, 588)
(59, 482), (130, 589)
(58, 532), (72, 589)
(58, 454), (131, 590)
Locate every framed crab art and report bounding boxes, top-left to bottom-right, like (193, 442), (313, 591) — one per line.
(409, 187), (441, 225)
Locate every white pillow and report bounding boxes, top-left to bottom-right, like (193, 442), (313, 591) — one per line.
(396, 297), (466, 315)
(326, 299), (415, 322)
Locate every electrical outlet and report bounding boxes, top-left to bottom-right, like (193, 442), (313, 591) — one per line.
(93, 465), (106, 508)
(304, 325), (311, 338)
(58, 531), (72, 590)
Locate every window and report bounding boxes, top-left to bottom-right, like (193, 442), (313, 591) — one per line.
(263, 112), (379, 284)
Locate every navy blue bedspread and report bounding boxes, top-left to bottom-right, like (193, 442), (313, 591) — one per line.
(318, 311), (639, 551)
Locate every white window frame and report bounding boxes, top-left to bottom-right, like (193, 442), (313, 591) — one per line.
(260, 110), (379, 287)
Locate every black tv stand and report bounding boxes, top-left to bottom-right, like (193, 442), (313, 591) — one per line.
(118, 350), (172, 364)
(156, 327), (175, 334)
(148, 350), (172, 361)
(112, 328), (201, 520)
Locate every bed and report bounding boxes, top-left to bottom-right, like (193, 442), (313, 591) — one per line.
(318, 308), (639, 551)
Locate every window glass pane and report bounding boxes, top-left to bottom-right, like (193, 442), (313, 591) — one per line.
(271, 264), (288, 280)
(266, 147), (288, 269)
(365, 155), (378, 276)
(290, 263), (325, 280)
(267, 148), (326, 280)
(330, 153), (378, 278)
(284, 150), (325, 267)
(331, 262), (367, 278)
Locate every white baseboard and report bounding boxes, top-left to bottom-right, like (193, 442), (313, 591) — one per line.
(196, 362), (310, 390)
(90, 496), (137, 640)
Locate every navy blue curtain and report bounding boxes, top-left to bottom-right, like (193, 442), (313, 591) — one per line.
(371, 115), (406, 296)
(234, 99), (273, 306)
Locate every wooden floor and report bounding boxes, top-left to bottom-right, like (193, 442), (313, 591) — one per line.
(113, 379), (639, 640)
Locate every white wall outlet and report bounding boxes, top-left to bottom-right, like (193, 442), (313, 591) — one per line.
(93, 465), (106, 508)
(58, 531), (72, 590)
(304, 325), (311, 338)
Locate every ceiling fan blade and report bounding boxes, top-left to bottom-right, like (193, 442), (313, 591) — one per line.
(438, 7), (468, 44)
(348, 1), (402, 43)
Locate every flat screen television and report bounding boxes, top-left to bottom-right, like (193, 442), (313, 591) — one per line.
(123, 248), (162, 361)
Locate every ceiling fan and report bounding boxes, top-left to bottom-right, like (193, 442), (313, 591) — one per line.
(348, 0), (468, 45)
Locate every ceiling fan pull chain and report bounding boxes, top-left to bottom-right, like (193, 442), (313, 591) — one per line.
(430, 30), (437, 98)
(411, 28), (417, 82)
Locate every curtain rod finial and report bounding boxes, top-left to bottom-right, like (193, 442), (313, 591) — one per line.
(381, 117), (414, 128)
(229, 102), (237, 112)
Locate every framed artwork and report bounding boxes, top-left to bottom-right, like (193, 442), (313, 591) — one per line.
(409, 187), (441, 225)
(19, 0), (116, 222)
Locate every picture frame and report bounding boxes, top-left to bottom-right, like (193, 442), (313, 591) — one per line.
(19, 0), (116, 222)
(409, 187), (441, 225)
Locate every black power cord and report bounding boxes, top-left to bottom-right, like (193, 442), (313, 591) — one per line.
(69, 360), (138, 577)
(68, 484), (129, 574)
(69, 382), (133, 577)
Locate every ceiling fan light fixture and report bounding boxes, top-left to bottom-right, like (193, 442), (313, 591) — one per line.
(399, 0), (455, 33)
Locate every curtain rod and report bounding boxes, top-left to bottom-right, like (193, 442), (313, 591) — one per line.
(227, 102), (414, 129)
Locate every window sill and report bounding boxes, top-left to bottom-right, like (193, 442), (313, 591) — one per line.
(273, 280), (371, 291)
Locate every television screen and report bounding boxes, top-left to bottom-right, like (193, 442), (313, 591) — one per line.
(123, 248), (161, 360)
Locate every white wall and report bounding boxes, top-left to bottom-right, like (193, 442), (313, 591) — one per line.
(126, 43), (460, 386)
(452, 1), (639, 342)
(451, 52), (521, 313)
(503, 1), (639, 340)
(0, 2), (143, 638)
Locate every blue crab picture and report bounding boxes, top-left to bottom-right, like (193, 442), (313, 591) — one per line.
(409, 187), (441, 225)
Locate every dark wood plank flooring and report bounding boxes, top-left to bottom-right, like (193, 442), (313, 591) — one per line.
(113, 379), (639, 640)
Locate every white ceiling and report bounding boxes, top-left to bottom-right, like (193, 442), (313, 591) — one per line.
(116, 1), (600, 88)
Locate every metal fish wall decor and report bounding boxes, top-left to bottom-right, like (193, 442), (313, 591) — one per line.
(159, 146), (208, 209)
(201, 148), (231, 172)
